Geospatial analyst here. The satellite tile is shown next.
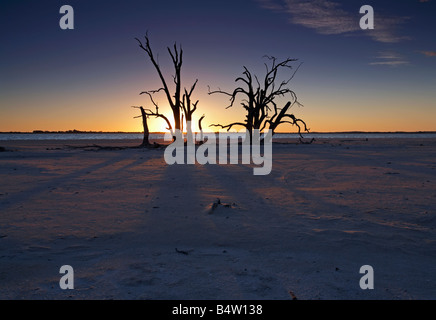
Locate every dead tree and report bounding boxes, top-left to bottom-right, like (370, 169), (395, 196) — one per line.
(181, 79), (199, 144)
(181, 79), (199, 125)
(137, 90), (174, 137)
(132, 103), (174, 137)
(209, 56), (310, 143)
(135, 33), (200, 140)
(132, 106), (150, 147)
(198, 114), (205, 143)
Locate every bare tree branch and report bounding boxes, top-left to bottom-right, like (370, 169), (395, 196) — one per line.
(136, 34), (194, 132)
(133, 105), (174, 136)
(181, 79), (199, 128)
(198, 114), (205, 131)
(135, 35), (175, 111)
(140, 90), (162, 108)
(209, 122), (247, 131)
(208, 56), (309, 142)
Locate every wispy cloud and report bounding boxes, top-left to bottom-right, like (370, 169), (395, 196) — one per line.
(369, 16), (410, 43)
(257, 0), (409, 43)
(283, 0), (358, 35)
(255, 0), (284, 10)
(369, 51), (409, 66)
(421, 51), (436, 57)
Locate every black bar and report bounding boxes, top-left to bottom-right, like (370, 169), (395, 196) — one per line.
(0, 300), (430, 318)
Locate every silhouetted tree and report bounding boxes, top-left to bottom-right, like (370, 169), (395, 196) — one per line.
(198, 114), (206, 143)
(132, 106), (150, 147)
(181, 79), (199, 144)
(209, 56), (310, 143)
(132, 104), (174, 146)
(135, 33), (200, 142)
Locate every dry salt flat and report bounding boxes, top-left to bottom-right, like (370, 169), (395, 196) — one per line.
(0, 138), (435, 299)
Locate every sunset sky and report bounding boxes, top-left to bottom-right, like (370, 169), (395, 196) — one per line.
(1, 0), (435, 133)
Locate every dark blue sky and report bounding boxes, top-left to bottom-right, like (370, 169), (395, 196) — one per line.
(1, 0), (435, 132)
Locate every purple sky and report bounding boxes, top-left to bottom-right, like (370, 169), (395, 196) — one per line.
(1, 0), (435, 132)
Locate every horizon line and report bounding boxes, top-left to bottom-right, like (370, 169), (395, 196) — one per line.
(1, 130), (436, 134)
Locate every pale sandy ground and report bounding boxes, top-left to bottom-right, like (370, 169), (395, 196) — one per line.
(0, 138), (435, 300)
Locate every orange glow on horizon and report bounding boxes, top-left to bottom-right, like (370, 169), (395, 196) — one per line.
(1, 88), (435, 133)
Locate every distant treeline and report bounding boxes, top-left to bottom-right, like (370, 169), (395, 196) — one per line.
(30, 130), (143, 134)
(0, 130), (141, 134)
(34, 130), (90, 134)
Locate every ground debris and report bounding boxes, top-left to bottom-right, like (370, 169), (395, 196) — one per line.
(209, 198), (235, 214)
(64, 143), (162, 151)
(175, 248), (190, 255)
(289, 290), (298, 300)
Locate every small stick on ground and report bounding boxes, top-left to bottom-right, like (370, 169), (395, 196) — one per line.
(175, 248), (189, 255)
(289, 290), (298, 300)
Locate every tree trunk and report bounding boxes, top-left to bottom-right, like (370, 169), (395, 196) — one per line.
(198, 115), (205, 144)
(140, 107), (150, 146)
(173, 108), (181, 132)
